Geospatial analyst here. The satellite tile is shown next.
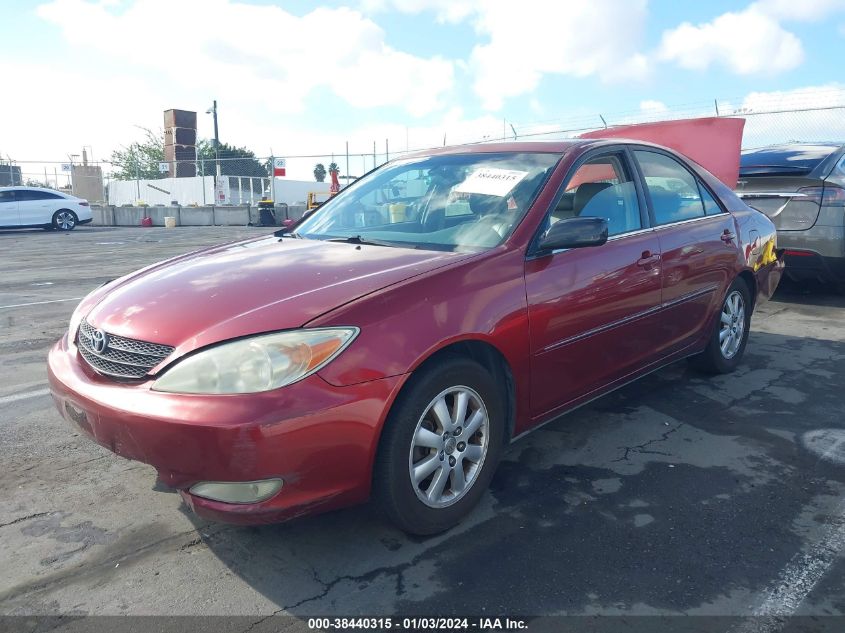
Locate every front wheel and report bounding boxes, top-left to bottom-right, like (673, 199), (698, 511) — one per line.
(53, 210), (78, 231)
(374, 356), (505, 535)
(689, 278), (751, 374)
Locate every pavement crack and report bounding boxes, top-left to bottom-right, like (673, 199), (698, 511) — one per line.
(0, 511), (52, 529)
(55, 455), (106, 471)
(279, 548), (433, 613)
(613, 423), (683, 463)
(179, 536), (203, 551)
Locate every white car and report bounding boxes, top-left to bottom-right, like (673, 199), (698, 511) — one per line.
(0, 186), (93, 231)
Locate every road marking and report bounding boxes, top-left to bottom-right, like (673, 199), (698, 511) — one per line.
(734, 500), (845, 633)
(0, 297), (82, 310)
(803, 429), (845, 465)
(0, 388), (51, 405)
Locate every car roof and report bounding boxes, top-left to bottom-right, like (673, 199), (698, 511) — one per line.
(742, 142), (845, 153)
(398, 138), (676, 159)
(0, 186), (71, 195)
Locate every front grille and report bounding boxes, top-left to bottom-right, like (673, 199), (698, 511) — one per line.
(77, 320), (174, 379)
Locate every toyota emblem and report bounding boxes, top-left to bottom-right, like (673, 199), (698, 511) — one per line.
(90, 329), (109, 354)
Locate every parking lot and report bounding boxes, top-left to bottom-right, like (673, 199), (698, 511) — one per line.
(1, 226), (844, 626)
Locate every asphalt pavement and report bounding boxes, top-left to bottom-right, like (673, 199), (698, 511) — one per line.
(1, 226), (844, 631)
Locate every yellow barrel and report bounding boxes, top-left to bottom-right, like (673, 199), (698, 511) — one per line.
(389, 203), (407, 223)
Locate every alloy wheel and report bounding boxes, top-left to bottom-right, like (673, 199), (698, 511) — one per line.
(719, 290), (746, 359)
(408, 386), (490, 508)
(56, 211), (76, 230)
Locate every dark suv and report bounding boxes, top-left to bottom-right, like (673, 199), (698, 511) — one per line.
(737, 143), (845, 291)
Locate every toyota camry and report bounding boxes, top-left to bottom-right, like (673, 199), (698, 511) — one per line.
(48, 139), (783, 534)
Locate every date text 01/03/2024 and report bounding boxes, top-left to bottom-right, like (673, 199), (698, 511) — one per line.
(306, 617), (529, 631)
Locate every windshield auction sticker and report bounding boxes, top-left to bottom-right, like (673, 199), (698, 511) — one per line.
(454, 168), (528, 197)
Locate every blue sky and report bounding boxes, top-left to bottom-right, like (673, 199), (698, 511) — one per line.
(2, 0), (845, 180)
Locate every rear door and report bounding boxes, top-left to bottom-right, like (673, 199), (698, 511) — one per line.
(0, 189), (19, 226)
(17, 189), (62, 225)
(632, 148), (737, 355)
(525, 148), (663, 418)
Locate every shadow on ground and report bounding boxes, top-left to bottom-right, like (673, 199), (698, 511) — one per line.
(176, 296), (845, 618)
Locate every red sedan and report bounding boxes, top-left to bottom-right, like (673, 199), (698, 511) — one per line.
(48, 140), (783, 535)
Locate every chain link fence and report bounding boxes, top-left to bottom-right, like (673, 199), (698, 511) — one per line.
(6, 92), (845, 205)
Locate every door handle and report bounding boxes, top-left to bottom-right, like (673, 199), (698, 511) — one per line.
(637, 250), (660, 267)
(721, 230), (736, 243)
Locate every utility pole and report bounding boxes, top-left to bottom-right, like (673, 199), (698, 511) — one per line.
(207, 100), (220, 178)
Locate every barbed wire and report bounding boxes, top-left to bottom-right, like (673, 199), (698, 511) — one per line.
(3, 92), (844, 203)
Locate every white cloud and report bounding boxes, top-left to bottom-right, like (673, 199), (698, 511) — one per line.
(739, 83), (845, 111)
(473, 1), (650, 110)
(360, 0), (477, 23)
(658, 6), (804, 74)
(753, 0), (845, 21)
(734, 84), (845, 146)
(360, 0), (650, 111)
(657, 0), (845, 75)
(640, 100), (669, 113)
(36, 0), (454, 118)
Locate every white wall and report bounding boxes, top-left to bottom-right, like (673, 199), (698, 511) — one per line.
(270, 178), (331, 206)
(108, 176), (214, 206)
(108, 176), (328, 207)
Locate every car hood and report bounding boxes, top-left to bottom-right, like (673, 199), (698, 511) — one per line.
(85, 236), (468, 361)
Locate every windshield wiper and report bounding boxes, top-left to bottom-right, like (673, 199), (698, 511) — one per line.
(273, 229), (303, 238)
(325, 235), (407, 248)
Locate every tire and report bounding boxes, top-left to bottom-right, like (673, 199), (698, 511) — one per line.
(689, 278), (752, 374)
(52, 210), (78, 231)
(374, 356), (505, 535)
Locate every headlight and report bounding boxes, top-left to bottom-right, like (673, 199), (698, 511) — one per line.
(151, 328), (358, 394)
(68, 311), (84, 343)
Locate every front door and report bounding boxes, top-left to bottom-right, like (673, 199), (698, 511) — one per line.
(525, 149), (663, 419)
(0, 190), (19, 226)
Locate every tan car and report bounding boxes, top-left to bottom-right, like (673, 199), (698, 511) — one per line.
(736, 143), (845, 292)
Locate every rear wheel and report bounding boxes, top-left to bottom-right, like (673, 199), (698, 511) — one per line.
(689, 278), (751, 374)
(52, 210), (78, 231)
(374, 356), (505, 535)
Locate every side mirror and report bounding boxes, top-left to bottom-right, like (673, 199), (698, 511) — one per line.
(538, 216), (608, 251)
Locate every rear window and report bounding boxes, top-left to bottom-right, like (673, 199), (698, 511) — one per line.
(740, 145), (839, 176)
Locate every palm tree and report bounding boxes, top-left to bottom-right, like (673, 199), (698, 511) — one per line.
(313, 163), (327, 182)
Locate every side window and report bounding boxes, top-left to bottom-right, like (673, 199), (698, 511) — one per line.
(634, 151), (705, 225)
(0, 191), (14, 203)
(551, 154), (642, 237)
(16, 190), (59, 201)
(698, 182), (723, 216)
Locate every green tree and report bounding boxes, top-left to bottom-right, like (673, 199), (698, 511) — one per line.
(197, 140), (268, 179)
(328, 161), (339, 174)
(109, 127), (167, 180)
(313, 163), (327, 182)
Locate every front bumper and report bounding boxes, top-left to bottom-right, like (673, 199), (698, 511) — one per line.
(48, 334), (406, 524)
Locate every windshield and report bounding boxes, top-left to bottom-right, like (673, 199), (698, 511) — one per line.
(295, 152), (560, 252)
